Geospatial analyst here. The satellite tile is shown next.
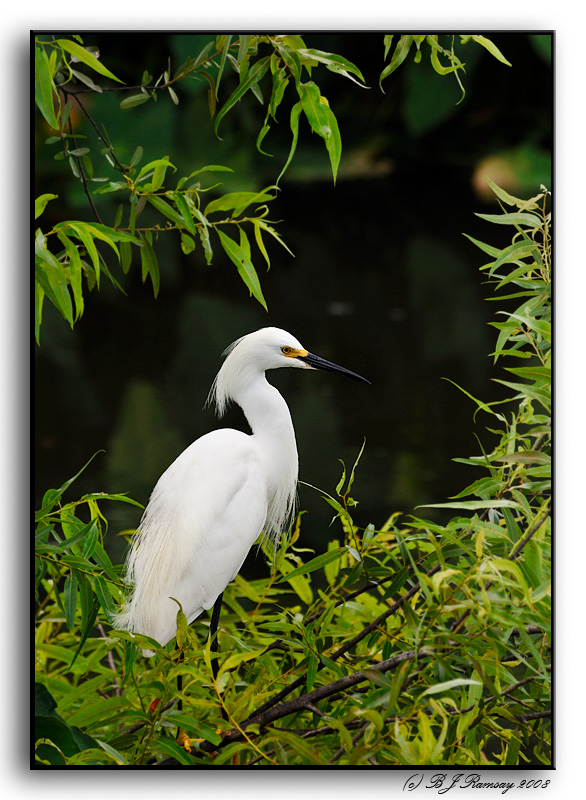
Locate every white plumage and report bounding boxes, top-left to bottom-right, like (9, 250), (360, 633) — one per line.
(114, 327), (368, 654)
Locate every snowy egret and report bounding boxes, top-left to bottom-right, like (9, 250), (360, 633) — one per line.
(114, 327), (369, 656)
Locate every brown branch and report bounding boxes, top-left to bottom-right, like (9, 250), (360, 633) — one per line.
(63, 107), (103, 224)
(245, 562), (441, 725)
(196, 647), (434, 755)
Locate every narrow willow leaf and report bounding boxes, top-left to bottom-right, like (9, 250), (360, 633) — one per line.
(136, 158), (176, 184)
(276, 43), (302, 86)
(268, 68), (289, 119)
(475, 211), (541, 228)
(237, 34), (252, 63)
(277, 101), (302, 185)
(93, 575), (115, 619)
(254, 219), (294, 257)
(147, 195), (184, 227)
(298, 81), (330, 137)
(120, 93), (150, 109)
(276, 547), (346, 581)
(204, 189), (274, 217)
(64, 574), (78, 631)
(35, 193), (58, 220)
(217, 229), (267, 311)
(214, 55), (271, 136)
(139, 232), (160, 297)
(321, 101), (342, 184)
(379, 35), (414, 87)
(63, 223), (101, 287)
(56, 39), (124, 83)
(192, 207), (213, 264)
(256, 124), (272, 157)
(469, 34), (512, 67)
(429, 40), (461, 76)
(71, 596), (100, 666)
(298, 83), (342, 183)
(35, 47), (60, 129)
(172, 192), (198, 237)
(297, 49), (367, 86)
(70, 68), (103, 92)
(217, 646), (268, 678)
(418, 500), (520, 510)
(215, 34), (234, 100)
(35, 254), (74, 326)
(462, 233), (501, 259)
(420, 679), (482, 697)
(130, 145), (144, 168)
(252, 220), (271, 268)
(61, 234), (84, 321)
(35, 282), (44, 345)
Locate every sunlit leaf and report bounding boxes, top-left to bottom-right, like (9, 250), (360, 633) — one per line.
(57, 39), (123, 83)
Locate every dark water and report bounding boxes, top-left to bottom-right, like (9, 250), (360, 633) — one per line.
(35, 33), (552, 570)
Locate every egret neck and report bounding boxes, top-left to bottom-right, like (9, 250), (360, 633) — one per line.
(235, 375), (298, 539)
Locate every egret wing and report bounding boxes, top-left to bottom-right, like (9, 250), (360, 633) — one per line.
(116, 429), (267, 649)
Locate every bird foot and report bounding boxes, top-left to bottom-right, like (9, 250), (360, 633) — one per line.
(176, 728), (193, 752)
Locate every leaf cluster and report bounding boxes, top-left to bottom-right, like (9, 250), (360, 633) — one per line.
(34, 33), (510, 345)
(381, 34), (511, 101)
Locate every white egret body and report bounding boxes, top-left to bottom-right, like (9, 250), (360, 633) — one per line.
(115, 327), (369, 653)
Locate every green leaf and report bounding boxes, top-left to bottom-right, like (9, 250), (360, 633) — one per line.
(56, 39), (124, 83)
(469, 35), (512, 67)
(120, 93), (151, 109)
(147, 195), (184, 227)
(172, 192), (198, 237)
(139, 232), (160, 297)
(277, 101), (302, 185)
(35, 47), (60, 129)
(57, 233), (84, 321)
(214, 55), (271, 137)
(35, 282), (44, 346)
(35, 253), (74, 326)
(298, 82), (342, 183)
(277, 548), (346, 582)
(136, 158), (176, 185)
(216, 229), (267, 311)
(276, 43), (302, 86)
(297, 49), (367, 86)
(215, 34), (234, 100)
(380, 35), (414, 87)
(217, 646), (269, 677)
(418, 499), (520, 510)
(254, 219), (294, 257)
(420, 678), (482, 697)
(35, 193), (58, 220)
(64, 573), (78, 631)
(204, 189), (275, 217)
(475, 211), (541, 229)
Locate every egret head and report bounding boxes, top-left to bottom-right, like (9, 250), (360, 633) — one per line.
(210, 327), (370, 416)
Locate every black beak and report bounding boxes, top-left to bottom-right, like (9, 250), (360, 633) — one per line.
(298, 352), (371, 384)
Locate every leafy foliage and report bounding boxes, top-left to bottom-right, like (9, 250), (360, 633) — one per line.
(34, 33), (509, 344)
(381, 34), (511, 100)
(35, 182), (550, 765)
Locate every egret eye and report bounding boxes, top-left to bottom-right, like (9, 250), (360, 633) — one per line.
(281, 346), (293, 355)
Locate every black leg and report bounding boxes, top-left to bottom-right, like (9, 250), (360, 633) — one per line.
(209, 592), (228, 721)
(176, 648), (185, 712)
(210, 591), (223, 681)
